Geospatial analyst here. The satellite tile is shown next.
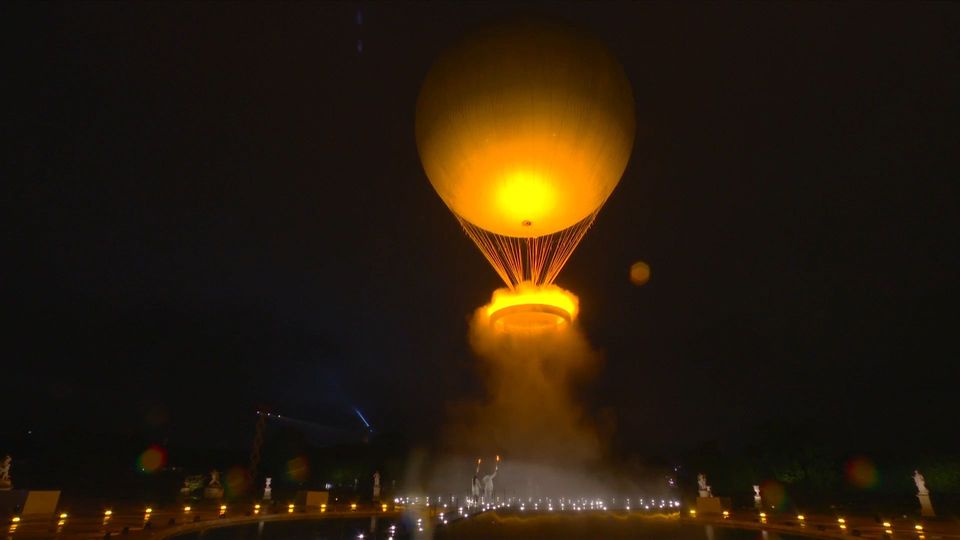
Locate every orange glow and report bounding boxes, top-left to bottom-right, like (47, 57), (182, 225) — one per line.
(485, 282), (578, 331)
(416, 20), (635, 239)
(629, 261), (651, 286)
(137, 445), (167, 473)
(495, 171), (558, 231)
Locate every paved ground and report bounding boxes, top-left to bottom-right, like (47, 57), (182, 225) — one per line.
(3, 506), (959, 539)
(685, 511), (960, 540)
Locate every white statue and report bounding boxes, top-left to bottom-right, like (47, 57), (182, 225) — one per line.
(753, 485), (760, 497)
(372, 471), (381, 501)
(0, 455), (11, 489)
(697, 473), (712, 497)
(209, 469), (221, 488)
(481, 456), (500, 503)
(471, 459), (482, 506)
(913, 470), (928, 495)
(263, 477), (272, 500)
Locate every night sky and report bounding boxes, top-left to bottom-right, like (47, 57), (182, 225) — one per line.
(6, 2), (959, 460)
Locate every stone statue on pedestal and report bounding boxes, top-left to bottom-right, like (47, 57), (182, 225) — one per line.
(0, 455), (11, 490)
(372, 471), (381, 501)
(753, 485), (761, 508)
(695, 473), (724, 515)
(914, 470), (935, 517)
(204, 469), (224, 499)
(263, 477), (272, 501)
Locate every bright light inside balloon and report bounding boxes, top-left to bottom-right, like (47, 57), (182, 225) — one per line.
(496, 170), (556, 229)
(485, 282), (578, 331)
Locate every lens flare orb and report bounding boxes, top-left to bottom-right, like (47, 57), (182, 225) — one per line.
(629, 261), (651, 286)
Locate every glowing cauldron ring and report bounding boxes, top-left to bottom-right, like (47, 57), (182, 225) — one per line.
(488, 302), (572, 331)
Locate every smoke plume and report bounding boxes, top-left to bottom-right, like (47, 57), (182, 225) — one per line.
(419, 286), (618, 499)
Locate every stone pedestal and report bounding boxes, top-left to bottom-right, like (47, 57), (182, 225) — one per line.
(754, 495), (762, 509)
(24, 491), (60, 516)
(918, 493), (935, 517)
(696, 497), (724, 515)
(0, 490), (60, 517)
(204, 486), (224, 499)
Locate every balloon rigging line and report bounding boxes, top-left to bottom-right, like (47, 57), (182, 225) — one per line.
(456, 210), (600, 288)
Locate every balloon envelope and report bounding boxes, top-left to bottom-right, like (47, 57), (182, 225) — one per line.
(416, 18), (635, 238)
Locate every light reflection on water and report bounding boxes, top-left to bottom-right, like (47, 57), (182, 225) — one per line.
(171, 517), (806, 540)
(170, 518), (390, 540)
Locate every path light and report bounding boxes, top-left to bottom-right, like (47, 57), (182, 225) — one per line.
(219, 504), (227, 516)
(883, 522), (892, 528)
(288, 504), (295, 514)
(320, 504), (327, 513)
(104, 510), (113, 517)
(254, 504), (261, 515)
(838, 517), (846, 530)
(915, 524), (924, 531)
(722, 511), (729, 519)
(351, 503), (357, 511)
(183, 506), (191, 513)
(381, 503), (388, 512)
(797, 514), (804, 521)
(11, 517), (20, 524)
(689, 509), (697, 517)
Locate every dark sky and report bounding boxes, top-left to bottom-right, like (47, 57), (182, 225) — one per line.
(5, 2), (959, 457)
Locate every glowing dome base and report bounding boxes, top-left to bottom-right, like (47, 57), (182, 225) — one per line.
(484, 282), (578, 332)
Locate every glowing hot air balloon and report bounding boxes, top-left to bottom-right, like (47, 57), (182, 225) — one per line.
(416, 18), (635, 291)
